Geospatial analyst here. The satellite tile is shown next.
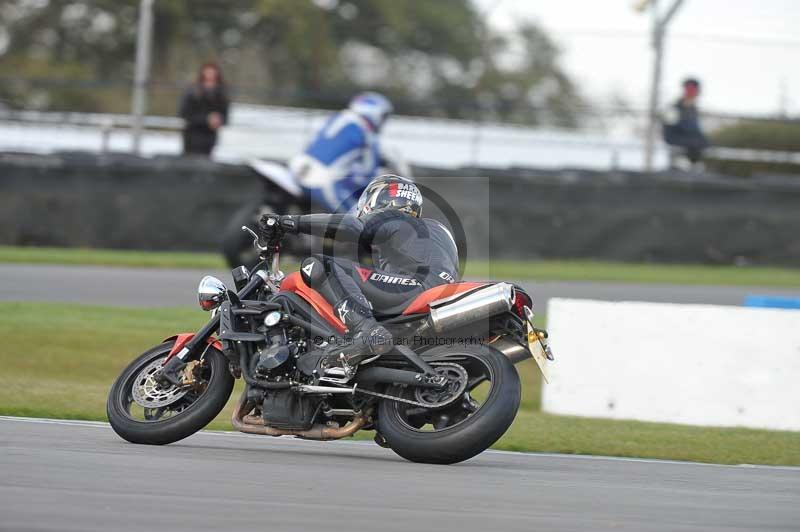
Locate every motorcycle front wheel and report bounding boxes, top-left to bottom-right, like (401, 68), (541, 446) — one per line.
(107, 341), (234, 445)
(377, 344), (521, 465)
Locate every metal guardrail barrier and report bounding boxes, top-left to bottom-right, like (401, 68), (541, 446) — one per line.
(0, 106), (798, 169)
(0, 109), (183, 154)
(0, 109), (182, 129)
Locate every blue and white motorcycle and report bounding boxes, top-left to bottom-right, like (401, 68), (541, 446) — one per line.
(221, 93), (408, 269)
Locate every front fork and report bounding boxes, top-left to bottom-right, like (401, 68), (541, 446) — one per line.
(158, 271), (270, 385)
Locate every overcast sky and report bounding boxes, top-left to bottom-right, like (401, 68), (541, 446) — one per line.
(474, 0), (800, 116)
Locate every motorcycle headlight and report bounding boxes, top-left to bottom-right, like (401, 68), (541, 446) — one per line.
(198, 276), (228, 311)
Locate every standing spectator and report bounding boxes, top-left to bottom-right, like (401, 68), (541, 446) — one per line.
(179, 62), (229, 156)
(662, 77), (709, 169)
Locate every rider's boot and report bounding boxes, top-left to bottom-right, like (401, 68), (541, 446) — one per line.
(295, 259), (393, 375)
(334, 296), (394, 358)
(329, 295), (394, 366)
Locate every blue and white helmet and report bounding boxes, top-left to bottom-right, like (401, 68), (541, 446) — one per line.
(348, 92), (393, 131)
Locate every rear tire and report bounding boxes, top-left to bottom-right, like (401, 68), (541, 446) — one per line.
(377, 344), (520, 464)
(107, 342), (234, 445)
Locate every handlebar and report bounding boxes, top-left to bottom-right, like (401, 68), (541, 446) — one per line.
(241, 226), (270, 252)
(241, 222), (284, 288)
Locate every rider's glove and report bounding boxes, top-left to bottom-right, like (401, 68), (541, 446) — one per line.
(258, 214), (299, 237)
(257, 214), (283, 248)
(277, 215), (300, 234)
(258, 214), (279, 227)
(258, 214), (280, 235)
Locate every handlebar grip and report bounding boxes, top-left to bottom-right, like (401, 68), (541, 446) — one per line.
(237, 271), (268, 299)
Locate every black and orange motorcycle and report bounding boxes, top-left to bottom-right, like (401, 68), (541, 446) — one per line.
(107, 222), (552, 464)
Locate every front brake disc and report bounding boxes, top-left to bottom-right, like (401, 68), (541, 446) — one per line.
(131, 357), (190, 408)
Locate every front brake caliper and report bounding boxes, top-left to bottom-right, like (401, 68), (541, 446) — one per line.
(181, 360), (202, 388)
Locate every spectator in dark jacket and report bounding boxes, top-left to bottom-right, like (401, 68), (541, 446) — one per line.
(179, 62), (229, 156)
(662, 77), (709, 167)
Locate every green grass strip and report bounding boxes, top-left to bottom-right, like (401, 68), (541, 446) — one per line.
(1, 301), (798, 465)
(2, 245), (799, 287)
(0, 245), (226, 269)
(464, 259), (800, 287)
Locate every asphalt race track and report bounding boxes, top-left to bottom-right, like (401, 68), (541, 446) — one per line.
(3, 263), (800, 308)
(1, 417), (798, 532)
(3, 264), (800, 532)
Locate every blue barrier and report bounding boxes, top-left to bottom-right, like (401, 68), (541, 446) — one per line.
(744, 295), (800, 309)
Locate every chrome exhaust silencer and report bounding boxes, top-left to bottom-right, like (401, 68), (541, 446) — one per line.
(428, 283), (514, 333)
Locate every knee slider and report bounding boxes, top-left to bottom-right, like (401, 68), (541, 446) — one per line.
(300, 257), (326, 288)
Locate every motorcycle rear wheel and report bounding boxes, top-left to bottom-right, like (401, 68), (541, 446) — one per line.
(107, 341), (234, 445)
(376, 344), (520, 465)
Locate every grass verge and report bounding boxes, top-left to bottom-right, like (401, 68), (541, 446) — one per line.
(2, 245), (800, 287)
(1, 301), (798, 466)
(0, 245), (225, 269)
(465, 259), (800, 287)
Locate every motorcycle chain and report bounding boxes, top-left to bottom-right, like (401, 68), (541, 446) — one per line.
(354, 363), (468, 409)
(355, 387), (445, 408)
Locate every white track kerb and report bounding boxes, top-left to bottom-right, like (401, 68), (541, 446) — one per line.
(543, 298), (800, 431)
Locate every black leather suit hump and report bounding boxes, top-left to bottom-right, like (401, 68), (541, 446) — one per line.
(294, 210), (460, 317)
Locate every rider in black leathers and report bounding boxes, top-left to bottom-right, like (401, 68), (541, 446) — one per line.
(262, 175), (459, 363)
(159, 175), (456, 386)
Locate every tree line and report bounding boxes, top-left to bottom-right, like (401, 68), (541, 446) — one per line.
(0, 0), (586, 127)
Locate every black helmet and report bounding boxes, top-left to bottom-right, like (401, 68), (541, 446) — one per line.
(356, 174), (422, 219)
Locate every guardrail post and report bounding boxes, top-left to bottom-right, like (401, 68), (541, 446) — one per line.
(470, 119), (482, 167)
(642, 0), (685, 172)
(131, 0), (155, 155)
(100, 117), (113, 154)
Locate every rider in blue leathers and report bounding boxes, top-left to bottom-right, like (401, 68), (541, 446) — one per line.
(222, 93), (395, 269)
(289, 92), (393, 212)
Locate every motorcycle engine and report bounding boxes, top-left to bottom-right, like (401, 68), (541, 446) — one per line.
(254, 331), (293, 377)
(262, 391), (319, 430)
(252, 332), (320, 430)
